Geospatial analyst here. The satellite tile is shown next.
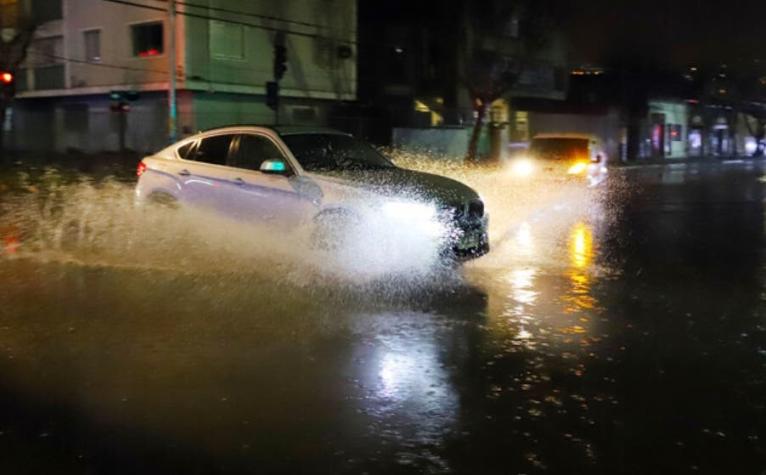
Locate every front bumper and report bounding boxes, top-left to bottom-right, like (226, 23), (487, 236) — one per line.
(450, 215), (490, 261)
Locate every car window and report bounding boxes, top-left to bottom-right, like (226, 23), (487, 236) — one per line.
(281, 133), (395, 172)
(189, 135), (235, 166)
(177, 141), (196, 159)
(231, 134), (286, 171)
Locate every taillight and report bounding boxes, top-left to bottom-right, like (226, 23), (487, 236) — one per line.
(137, 161), (147, 177)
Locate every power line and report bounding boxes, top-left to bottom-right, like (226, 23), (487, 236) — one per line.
(28, 51), (169, 75)
(102, 0), (357, 45)
(175, 0), (355, 35)
(24, 52), (363, 95)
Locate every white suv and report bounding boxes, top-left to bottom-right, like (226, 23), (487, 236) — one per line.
(135, 126), (489, 260)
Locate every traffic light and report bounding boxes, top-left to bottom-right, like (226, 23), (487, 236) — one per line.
(273, 44), (287, 81)
(1, 71), (14, 100)
(266, 81), (279, 111)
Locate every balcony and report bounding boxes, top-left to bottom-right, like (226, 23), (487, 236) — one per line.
(15, 64), (66, 93)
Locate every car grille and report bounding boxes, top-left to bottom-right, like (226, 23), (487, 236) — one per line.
(445, 199), (484, 224)
(467, 199), (484, 220)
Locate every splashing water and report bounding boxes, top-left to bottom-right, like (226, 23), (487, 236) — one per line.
(387, 150), (625, 271)
(0, 154), (623, 293)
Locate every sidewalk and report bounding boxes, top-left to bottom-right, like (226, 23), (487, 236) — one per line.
(613, 155), (759, 168)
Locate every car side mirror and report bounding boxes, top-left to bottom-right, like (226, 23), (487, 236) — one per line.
(260, 159), (290, 175)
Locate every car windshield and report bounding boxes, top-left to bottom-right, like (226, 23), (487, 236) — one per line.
(530, 138), (589, 160)
(281, 134), (396, 172)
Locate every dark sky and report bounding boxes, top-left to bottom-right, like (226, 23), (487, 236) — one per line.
(565, 0), (766, 67)
(365, 0), (766, 69)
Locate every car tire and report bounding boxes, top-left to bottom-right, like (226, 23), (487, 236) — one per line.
(147, 192), (179, 209)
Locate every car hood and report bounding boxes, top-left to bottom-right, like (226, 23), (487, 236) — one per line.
(305, 168), (480, 207)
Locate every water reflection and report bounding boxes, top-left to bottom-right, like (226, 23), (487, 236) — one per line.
(515, 222), (535, 257)
(565, 222), (596, 314)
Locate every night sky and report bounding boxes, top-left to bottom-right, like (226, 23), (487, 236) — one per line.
(365, 0), (766, 69)
(564, 0), (766, 67)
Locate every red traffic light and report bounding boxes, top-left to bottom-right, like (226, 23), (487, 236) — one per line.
(0, 72), (13, 85)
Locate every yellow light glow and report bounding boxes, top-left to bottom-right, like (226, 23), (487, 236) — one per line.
(516, 222), (534, 254)
(567, 162), (588, 175)
(569, 222), (593, 270)
(509, 158), (535, 177)
(414, 100), (430, 113)
(565, 222), (596, 313)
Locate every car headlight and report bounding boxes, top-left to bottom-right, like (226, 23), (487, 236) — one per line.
(510, 158), (535, 177)
(381, 200), (437, 222)
(381, 200), (444, 238)
(567, 162), (588, 175)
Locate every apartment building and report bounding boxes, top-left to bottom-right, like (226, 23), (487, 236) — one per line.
(6, 0), (357, 153)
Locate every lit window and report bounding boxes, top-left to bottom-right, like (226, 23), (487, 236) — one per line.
(132, 22), (163, 57)
(83, 29), (101, 62)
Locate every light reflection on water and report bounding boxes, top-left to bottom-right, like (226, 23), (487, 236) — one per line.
(565, 221), (597, 314)
(0, 161), (616, 472)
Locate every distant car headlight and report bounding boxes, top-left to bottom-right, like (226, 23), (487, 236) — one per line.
(510, 158), (535, 177)
(567, 162), (589, 175)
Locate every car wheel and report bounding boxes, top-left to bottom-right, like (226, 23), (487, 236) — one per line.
(147, 192), (179, 209)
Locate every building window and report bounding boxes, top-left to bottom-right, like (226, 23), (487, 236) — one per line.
(670, 124), (683, 142)
(28, 36), (64, 66)
(83, 29), (101, 62)
(210, 20), (244, 60)
(131, 22), (163, 57)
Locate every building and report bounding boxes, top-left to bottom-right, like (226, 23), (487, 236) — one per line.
(4, 0), (357, 154)
(360, 0), (568, 156)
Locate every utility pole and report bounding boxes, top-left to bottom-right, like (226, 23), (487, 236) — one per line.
(168, 0), (178, 143)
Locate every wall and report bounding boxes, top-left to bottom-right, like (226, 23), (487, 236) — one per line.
(188, 92), (328, 133)
(10, 92), (172, 154)
(392, 127), (470, 160)
(9, 0), (359, 153)
(183, 0), (357, 101)
(648, 100), (689, 159)
(18, 0), (172, 96)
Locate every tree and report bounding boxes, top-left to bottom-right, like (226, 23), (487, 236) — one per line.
(462, 50), (521, 163)
(461, 0), (559, 163)
(0, 0), (38, 156)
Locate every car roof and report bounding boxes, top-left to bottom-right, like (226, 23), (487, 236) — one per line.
(533, 133), (599, 141)
(273, 125), (351, 136)
(200, 124), (351, 137)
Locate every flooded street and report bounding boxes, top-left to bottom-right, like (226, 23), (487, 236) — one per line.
(1, 158), (765, 474)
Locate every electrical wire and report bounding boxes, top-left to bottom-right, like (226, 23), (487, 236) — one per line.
(27, 51), (169, 75)
(102, 0), (358, 45)
(175, 0), (355, 35)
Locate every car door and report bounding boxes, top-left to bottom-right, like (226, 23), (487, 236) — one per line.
(177, 133), (239, 213)
(225, 133), (317, 227)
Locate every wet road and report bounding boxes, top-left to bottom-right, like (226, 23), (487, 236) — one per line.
(1, 158), (765, 474)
